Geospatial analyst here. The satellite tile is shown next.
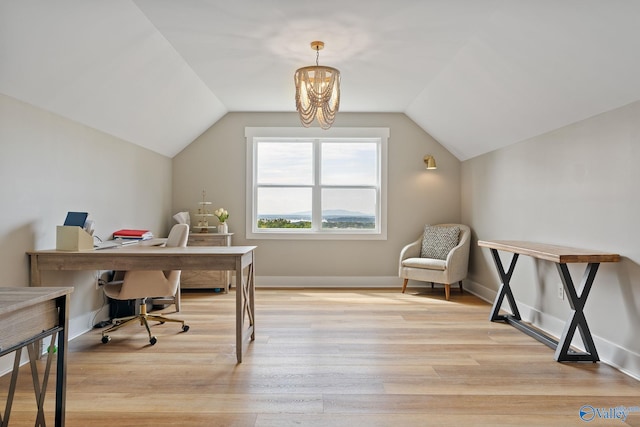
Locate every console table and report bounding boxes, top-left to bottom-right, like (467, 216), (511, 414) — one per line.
(478, 240), (620, 362)
(0, 287), (72, 427)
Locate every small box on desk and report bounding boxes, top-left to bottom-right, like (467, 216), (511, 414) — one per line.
(56, 225), (93, 251)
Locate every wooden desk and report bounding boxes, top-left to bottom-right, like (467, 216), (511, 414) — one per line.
(27, 246), (256, 363)
(478, 240), (620, 362)
(0, 287), (72, 427)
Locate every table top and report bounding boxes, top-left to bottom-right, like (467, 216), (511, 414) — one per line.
(28, 245), (257, 257)
(0, 287), (73, 316)
(27, 246), (258, 274)
(478, 240), (621, 263)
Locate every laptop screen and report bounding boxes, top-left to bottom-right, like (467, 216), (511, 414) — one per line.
(63, 211), (88, 227)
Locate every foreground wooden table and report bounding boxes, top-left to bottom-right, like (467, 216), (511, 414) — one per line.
(478, 240), (620, 362)
(27, 245), (256, 363)
(0, 287), (73, 426)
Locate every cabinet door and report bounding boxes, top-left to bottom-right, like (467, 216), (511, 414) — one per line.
(182, 234), (231, 289)
(180, 270), (228, 288)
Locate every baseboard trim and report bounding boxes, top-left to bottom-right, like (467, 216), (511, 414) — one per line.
(256, 275), (403, 288)
(464, 278), (640, 381)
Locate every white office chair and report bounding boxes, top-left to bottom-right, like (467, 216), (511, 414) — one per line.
(101, 224), (190, 345)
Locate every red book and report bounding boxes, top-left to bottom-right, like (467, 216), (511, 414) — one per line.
(113, 229), (152, 238)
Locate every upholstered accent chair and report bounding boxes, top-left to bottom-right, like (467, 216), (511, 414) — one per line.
(399, 223), (471, 300)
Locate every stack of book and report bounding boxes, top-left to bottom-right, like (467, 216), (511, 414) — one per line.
(112, 229), (153, 241)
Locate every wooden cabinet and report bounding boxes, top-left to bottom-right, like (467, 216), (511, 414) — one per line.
(180, 233), (233, 291)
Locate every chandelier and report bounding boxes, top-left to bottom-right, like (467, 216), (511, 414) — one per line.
(294, 41), (340, 130)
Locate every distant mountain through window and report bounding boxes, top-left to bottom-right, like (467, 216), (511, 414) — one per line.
(257, 210), (375, 229)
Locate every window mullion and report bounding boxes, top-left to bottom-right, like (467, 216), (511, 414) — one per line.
(312, 139), (322, 231)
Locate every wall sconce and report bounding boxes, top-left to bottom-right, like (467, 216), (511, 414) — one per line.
(423, 155), (437, 170)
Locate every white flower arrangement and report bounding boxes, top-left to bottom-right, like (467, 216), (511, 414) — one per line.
(214, 208), (229, 223)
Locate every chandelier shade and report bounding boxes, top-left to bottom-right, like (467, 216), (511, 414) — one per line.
(294, 41), (340, 130)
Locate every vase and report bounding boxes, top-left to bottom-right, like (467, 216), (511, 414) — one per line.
(218, 222), (228, 234)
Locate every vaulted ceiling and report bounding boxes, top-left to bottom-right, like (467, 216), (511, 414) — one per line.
(2, 1), (639, 160)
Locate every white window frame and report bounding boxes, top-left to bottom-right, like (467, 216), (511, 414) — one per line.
(245, 127), (389, 240)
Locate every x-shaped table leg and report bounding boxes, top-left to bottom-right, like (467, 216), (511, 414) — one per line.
(242, 262), (255, 331)
(489, 249), (521, 321)
(1, 347), (23, 427)
(555, 262), (600, 362)
(488, 246), (601, 362)
(235, 257), (256, 363)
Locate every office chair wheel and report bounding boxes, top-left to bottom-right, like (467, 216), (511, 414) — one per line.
(101, 336), (111, 344)
(182, 324), (190, 332)
(149, 336), (157, 345)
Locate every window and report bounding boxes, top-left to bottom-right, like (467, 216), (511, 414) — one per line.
(246, 127), (389, 240)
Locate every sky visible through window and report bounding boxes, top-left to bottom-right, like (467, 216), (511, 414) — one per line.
(256, 140), (378, 218)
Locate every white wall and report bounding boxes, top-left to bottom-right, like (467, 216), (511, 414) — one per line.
(0, 94), (173, 372)
(172, 112), (461, 285)
(3, 90), (637, 378)
(461, 100), (640, 379)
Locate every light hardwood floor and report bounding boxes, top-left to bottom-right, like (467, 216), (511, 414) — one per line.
(2, 288), (639, 426)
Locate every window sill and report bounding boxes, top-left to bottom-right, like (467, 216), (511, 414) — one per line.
(246, 230), (387, 240)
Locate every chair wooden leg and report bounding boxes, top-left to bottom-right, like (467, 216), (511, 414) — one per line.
(445, 284), (451, 301)
(459, 280), (464, 294)
(431, 282), (434, 289)
(401, 278), (409, 293)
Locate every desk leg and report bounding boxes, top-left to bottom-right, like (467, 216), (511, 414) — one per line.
(489, 249), (521, 321)
(554, 263), (600, 362)
(235, 254), (256, 363)
(55, 293), (69, 426)
(1, 348), (23, 426)
(247, 261), (255, 341)
(27, 336), (54, 427)
(235, 263), (243, 363)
